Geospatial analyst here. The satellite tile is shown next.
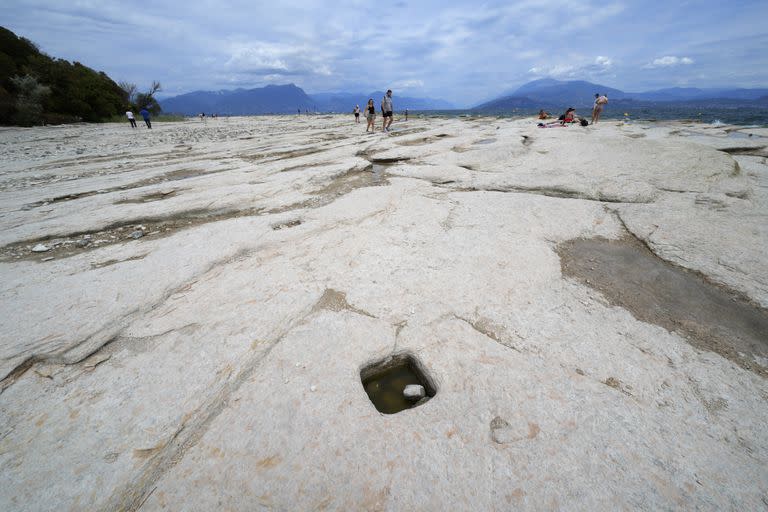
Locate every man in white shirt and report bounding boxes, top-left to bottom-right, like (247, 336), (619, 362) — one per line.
(126, 110), (137, 128)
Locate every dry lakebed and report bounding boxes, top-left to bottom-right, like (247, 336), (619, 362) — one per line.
(1, 115), (767, 510)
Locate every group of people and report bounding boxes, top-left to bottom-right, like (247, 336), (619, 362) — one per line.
(125, 109), (152, 129)
(537, 93), (609, 128)
(353, 89), (396, 133)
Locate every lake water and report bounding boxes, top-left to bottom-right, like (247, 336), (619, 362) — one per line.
(417, 104), (768, 126)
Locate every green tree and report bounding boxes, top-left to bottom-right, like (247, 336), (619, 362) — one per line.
(10, 74), (50, 126)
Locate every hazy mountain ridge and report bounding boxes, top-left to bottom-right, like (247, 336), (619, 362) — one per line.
(475, 79), (768, 111)
(160, 84), (454, 115)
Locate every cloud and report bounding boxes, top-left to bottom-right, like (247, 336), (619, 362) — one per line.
(2, 0), (766, 106)
(595, 56), (613, 68)
(645, 56), (695, 68)
(224, 42), (332, 77)
(528, 56), (614, 80)
(392, 79), (424, 89)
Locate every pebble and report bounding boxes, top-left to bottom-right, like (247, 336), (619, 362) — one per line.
(310, 385), (317, 392)
(31, 244), (50, 252)
(41, 257), (54, 262)
(403, 384), (426, 401)
(129, 230), (144, 239)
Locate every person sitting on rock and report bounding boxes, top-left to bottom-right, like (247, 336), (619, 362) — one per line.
(538, 109), (550, 120)
(561, 107), (577, 125)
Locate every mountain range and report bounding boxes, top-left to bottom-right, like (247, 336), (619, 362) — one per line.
(160, 84), (454, 115)
(474, 78), (768, 111)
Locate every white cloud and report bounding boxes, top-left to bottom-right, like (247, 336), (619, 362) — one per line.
(224, 42), (332, 77)
(528, 56), (614, 79)
(646, 55), (695, 68)
(595, 56), (613, 68)
(392, 79), (425, 89)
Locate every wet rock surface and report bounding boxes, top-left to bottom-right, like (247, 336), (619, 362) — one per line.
(558, 236), (768, 376)
(0, 115), (767, 511)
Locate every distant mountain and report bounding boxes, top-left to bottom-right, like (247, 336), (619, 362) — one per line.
(475, 79), (768, 111)
(160, 84), (454, 115)
(160, 84), (314, 115)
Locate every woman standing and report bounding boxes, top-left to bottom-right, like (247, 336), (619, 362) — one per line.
(353, 104), (360, 123)
(365, 99), (376, 133)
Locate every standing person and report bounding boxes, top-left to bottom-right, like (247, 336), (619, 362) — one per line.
(381, 89), (393, 132)
(125, 110), (137, 128)
(139, 108), (152, 129)
(592, 93), (608, 124)
(405, 109), (408, 121)
(353, 104), (360, 123)
(365, 99), (376, 133)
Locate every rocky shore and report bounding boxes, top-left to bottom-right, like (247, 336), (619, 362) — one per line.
(1, 115), (766, 510)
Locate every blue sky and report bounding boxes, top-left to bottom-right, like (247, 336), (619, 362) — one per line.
(2, 0), (767, 106)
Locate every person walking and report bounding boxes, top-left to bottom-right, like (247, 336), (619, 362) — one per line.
(353, 104), (360, 123)
(381, 89), (393, 132)
(365, 99), (376, 133)
(125, 110), (137, 128)
(592, 93), (608, 124)
(139, 108), (152, 129)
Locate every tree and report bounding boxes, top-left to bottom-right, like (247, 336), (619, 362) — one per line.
(118, 81), (137, 104)
(10, 74), (50, 125)
(134, 80), (162, 115)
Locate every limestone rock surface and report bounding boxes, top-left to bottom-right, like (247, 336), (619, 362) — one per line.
(0, 115), (766, 511)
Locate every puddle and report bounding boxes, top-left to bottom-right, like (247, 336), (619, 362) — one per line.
(558, 236), (768, 376)
(361, 353), (436, 414)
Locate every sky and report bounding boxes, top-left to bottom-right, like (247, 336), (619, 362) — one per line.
(2, 0), (767, 107)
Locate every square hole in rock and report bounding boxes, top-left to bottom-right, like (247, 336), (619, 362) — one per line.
(360, 353), (436, 414)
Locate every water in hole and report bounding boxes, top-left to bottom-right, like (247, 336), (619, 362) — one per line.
(363, 362), (426, 414)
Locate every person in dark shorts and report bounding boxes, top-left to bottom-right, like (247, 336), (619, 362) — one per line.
(365, 99), (376, 133)
(139, 108), (152, 129)
(126, 110), (137, 128)
(353, 104), (360, 123)
(381, 89), (393, 132)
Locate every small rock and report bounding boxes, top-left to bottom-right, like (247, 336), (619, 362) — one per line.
(129, 230), (144, 239)
(76, 239), (90, 248)
(41, 257), (54, 262)
(310, 385), (317, 392)
(403, 384), (425, 401)
(31, 244), (50, 253)
(84, 234), (92, 240)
